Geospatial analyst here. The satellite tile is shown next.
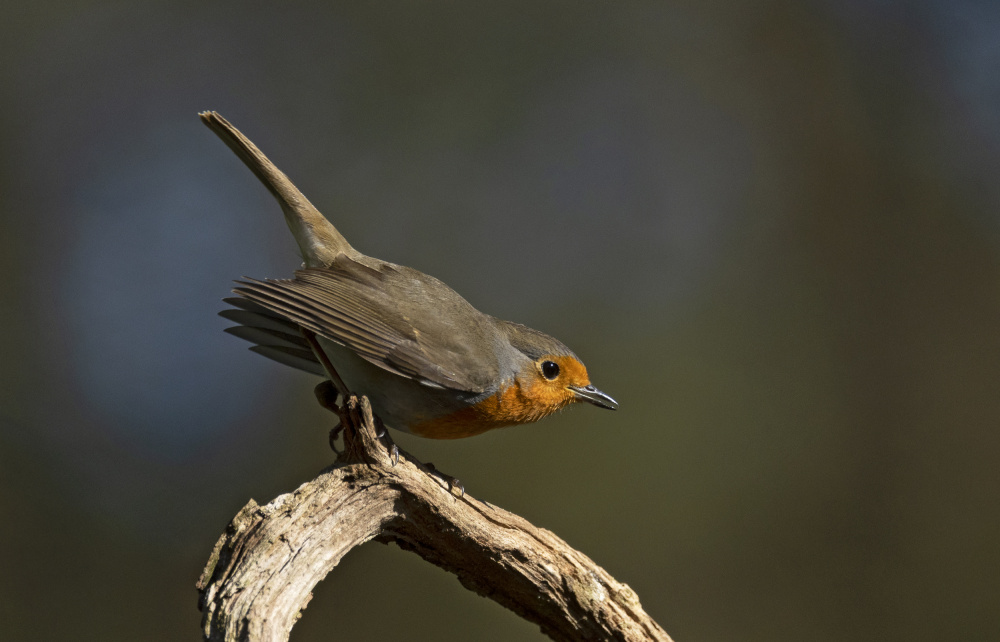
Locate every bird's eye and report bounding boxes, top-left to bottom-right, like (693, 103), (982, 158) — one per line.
(540, 360), (560, 380)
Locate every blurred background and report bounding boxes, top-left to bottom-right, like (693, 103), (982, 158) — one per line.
(2, 1), (999, 640)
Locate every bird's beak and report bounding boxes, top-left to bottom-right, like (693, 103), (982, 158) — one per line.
(570, 384), (619, 410)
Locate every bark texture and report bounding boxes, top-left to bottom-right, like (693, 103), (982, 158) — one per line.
(197, 395), (673, 642)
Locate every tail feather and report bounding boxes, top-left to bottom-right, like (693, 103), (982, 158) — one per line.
(199, 111), (356, 266)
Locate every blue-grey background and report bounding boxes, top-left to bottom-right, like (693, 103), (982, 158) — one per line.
(2, 2), (999, 640)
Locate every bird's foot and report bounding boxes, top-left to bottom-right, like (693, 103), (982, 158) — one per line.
(314, 379), (398, 466)
(314, 380), (340, 414)
(374, 416), (399, 466)
(314, 381), (345, 454)
(328, 423), (343, 455)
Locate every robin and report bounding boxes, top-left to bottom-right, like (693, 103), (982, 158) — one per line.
(202, 111), (618, 443)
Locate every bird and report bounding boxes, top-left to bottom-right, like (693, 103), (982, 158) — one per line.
(202, 111), (618, 441)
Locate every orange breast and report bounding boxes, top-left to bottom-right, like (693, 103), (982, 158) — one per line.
(409, 378), (576, 439)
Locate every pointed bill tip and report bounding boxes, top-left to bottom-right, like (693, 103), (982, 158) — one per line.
(570, 384), (619, 410)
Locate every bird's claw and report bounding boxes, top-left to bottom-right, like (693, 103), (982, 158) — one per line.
(328, 423), (343, 455)
(373, 417), (398, 465)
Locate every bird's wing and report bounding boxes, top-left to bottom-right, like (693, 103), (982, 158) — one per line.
(219, 297), (326, 376)
(230, 257), (497, 393)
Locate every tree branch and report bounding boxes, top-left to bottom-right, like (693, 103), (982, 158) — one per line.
(196, 395), (673, 642)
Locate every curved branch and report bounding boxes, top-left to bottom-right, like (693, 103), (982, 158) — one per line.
(196, 395), (673, 642)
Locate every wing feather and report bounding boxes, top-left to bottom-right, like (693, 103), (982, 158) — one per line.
(228, 258), (496, 392)
(218, 299), (325, 376)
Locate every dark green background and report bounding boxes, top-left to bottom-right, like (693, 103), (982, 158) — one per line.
(2, 1), (998, 640)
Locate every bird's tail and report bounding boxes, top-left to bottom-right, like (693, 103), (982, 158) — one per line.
(199, 111), (355, 266)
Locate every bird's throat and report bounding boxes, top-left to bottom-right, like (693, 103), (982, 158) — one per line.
(408, 380), (572, 439)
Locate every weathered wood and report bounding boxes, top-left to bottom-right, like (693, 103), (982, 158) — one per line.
(197, 395), (673, 642)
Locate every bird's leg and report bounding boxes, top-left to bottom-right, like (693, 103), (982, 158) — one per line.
(303, 329), (354, 455)
(313, 380), (343, 454)
(302, 329), (396, 463)
(301, 330), (351, 399)
(424, 462), (465, 497)
(303, 331), (455, 487)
